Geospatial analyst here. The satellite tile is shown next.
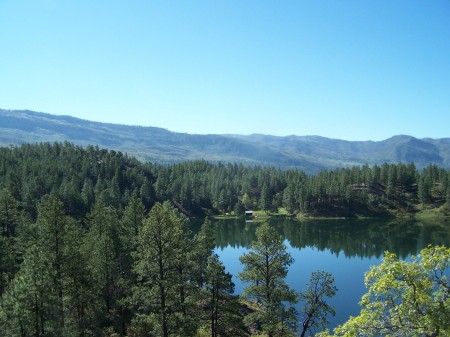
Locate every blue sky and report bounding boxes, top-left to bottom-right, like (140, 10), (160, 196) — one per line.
(1, 1), (449, 141)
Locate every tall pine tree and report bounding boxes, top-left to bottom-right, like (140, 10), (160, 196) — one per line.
(239, 222), (297, 337)
(132, 201), (198, 337)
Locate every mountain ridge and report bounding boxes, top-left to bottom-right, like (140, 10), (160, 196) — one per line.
(1, 109), (449, 172)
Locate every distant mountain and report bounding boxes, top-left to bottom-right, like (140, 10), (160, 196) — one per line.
(1, 109), (449, 172)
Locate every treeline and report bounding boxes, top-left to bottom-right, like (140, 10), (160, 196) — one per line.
(2, 192), (448, 336)
(1, 143), (449, 336)
(0, 192), (247, 336)
(0, 142), (449, 220)
(0, 188), (337, 337)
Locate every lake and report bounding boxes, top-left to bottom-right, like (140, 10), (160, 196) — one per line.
(195, 217), (450, 332)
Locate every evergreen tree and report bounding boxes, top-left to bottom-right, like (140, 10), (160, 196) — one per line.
(29, 195), (97, 336)
(0, 235), (17, 296)
(298, 271), (337, 337)
(35, 196), (68, 331)
(0, 243), (54, 337)
(140, 177), (155, 210)
(192, 218), (215, 288)
(122, 193), (145, 238)
(0, 188), (19, 238)
(259, 183), (271, 214)
(418, 173), (432, 205)
(239, 222), (297, 337)
(234, 199), (246, 216)
(62, 217), (100, 337)
(204, 254), (246, 337)
(84, 201), (123, 331)
(0, 189), (20, 295)
(445, 172), (450, 210)
(283, 184), (297, 215)
(132, 201), (197, 337)
(242, 193), (252, 210)
(81, 178), (95, 211)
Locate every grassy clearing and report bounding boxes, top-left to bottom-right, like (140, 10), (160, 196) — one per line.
(213, 205), (450, 221)
(213, 214), (240, 219)
(414, 205), (450, 219)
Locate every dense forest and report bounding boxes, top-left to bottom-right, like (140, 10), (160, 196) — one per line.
(0, 142), (449, 336)
(0, 142), (449, 221)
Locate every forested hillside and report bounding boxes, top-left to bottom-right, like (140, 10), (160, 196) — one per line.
(1, 143), (450, 336)
(2, 109), (450, 172)
(0, 142), (449, 219)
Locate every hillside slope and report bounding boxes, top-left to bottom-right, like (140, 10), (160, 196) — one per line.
(1, 109), (449, 171)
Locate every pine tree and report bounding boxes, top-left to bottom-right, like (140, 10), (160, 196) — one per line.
(132, 201), (198, 337)
(283, 184), (297, 215)
(32, 195), (95, 336)
(118, 193), (145, 334)
(63, 217), (100, 337)
(84, 201), (123, 329)
(0, 243), (54, 337)
(192, 218), (215, 288)
(242, 193), (252, 210)
(239, 222), (297, 337)
(0, 188), (19, 238)
(204, 254), (246, 337)
(0, 189), (20, 295)
(36, 196), (67, 322)
(418, 173), (432, 205)
(122, 193), (145, 238)
(259, 183), (271, 214)
(298, 271), (337, 337)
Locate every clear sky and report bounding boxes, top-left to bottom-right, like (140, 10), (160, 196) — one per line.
(1, 1), (449, 141)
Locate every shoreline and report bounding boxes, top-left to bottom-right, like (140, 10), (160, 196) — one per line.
(212, 209), (450, 221)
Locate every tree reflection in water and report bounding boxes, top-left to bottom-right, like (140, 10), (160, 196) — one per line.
(199, 217), (450, 259)
(190, 217), (450, 330)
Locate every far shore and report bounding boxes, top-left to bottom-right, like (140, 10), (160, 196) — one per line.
(212, 208), (450, 221)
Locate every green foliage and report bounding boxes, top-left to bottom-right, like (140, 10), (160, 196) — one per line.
(204, 254), (247, 337)
(1, 142), (450, 218)
(0, 197), (96, 337)
(132, 201), (198, 337)
(259, 184), (271, 214)
(121, 192), (145, 244)
(84, 201), (127, 333)
(298, 271), (337, 337)
(192, 218), (216, 288)
(328, 246), (450, 337)
(283, 184), (297, 215)
(0, 142), (450, 336)
(0, 188), (20, 295)
(239, 223), (297, 336)
(0, 243), (54, 337)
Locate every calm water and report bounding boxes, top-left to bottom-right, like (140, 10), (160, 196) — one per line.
(193, 217), (450, 332)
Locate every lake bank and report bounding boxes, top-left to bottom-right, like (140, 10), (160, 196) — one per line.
(213, 208), (450, 222)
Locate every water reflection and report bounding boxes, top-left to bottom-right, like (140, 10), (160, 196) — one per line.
(203, 217), (450, 259)
(191, 217), (450, 331)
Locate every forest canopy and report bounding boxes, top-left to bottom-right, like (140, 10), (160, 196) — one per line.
(0, 142), (449, 221)
(0, 142), (449, 336)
